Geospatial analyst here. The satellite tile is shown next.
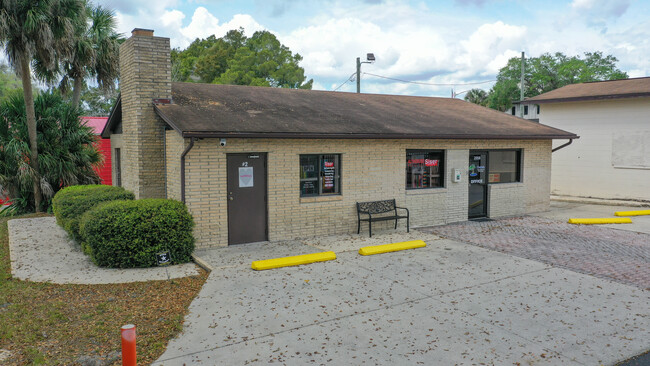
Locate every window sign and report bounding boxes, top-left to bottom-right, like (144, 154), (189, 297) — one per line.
(406, 150), (445, 189)
(300, 154), (340, 196)
(239, 166), (254, 187)
(322, 159), (336, 192)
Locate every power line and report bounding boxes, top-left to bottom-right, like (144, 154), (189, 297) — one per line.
(332, 72), (357, 91)
(362, 72), (495, 86)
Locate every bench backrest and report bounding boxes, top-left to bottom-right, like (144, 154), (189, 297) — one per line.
(357, 199), (396, 214)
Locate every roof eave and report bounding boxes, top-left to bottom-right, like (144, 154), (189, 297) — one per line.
(101, 95), (122, 138)
(179, 131), (579, 140)
(154, 104), (184, 135)
(521, 92), (650, 104)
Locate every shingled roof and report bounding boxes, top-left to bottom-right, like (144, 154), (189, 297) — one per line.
(522, 77), (650, 104)
(104, 82), (577, 139)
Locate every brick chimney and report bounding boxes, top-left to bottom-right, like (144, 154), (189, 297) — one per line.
(119, 28), (171, 199)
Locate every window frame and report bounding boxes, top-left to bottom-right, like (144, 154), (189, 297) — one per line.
(523, 105), (529, 115)
(486, 149), (522, 184)
(299, 154), (342, 197)
(405, 149), (446, 190)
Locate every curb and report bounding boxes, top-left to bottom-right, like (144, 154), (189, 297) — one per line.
(191, 254), (213, 272)
(552, 195), (650, 207)
(359, 240), (426, 255)
(251, 251), (336, 271)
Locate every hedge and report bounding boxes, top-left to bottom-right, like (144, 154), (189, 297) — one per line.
(52, 185), (135, 242)
(79, 199), (195, 268)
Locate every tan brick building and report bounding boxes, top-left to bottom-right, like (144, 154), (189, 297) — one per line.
(103, 29), (577, 248)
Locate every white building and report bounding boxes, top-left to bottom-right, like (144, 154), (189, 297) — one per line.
(507, 102), (540, 122)
(522, 77), (650, 202)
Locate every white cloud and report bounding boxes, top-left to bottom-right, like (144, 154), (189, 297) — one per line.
(458, 21), (527, 76)
(116, 7), (265, 49)
(571, 0), (631, 17)
(112, 1), (648, 97)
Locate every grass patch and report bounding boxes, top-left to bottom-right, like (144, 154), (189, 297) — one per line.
(0, 214), (208, 365)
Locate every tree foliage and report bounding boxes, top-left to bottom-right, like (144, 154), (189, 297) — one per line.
(0, 62), (21, 101)
(54, 2), (122, 107)
(79, 85), (119, 116)
(476, 51), (629, 112)
(0, 0), (86, 211)
(463, 88), (488, 106)
(172, 28), (313, 89)
(0, 91), (101, 214)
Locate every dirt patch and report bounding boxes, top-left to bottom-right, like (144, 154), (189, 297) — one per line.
(0, 214), (208, 365)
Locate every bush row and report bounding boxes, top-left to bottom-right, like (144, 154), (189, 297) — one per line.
(52, 185), (135, 242)
(52, 185), (194, 268)
(80, 199), (195, 268)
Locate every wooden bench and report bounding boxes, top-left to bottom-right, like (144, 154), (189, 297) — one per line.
(356, 199), (409, 237)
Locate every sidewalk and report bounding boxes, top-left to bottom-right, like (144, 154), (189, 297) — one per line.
(8, 217), (199, 284)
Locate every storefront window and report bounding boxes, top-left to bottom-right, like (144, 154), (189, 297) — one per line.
(300, 154), (341, 196)
(487, 150), (521, 183)
(406, 150), (444, 189)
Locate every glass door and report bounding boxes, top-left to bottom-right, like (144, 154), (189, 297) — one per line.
(468, 152), (488, 218)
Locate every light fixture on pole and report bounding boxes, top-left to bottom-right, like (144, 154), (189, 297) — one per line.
(356, 53), (375, 93)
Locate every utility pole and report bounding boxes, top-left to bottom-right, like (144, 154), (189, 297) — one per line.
(356, 57), (361, 93)
(520, 51), (525, 117)
(356, 54), (375, 93)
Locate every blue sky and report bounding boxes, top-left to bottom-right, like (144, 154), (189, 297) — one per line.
(102, 0), (650, 97)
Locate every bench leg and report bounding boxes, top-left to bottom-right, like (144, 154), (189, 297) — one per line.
(369, 220), (372, 237)
(357, 220), (360, 234)
(394, 218), (398, 229)
(407, 217), (410, 233)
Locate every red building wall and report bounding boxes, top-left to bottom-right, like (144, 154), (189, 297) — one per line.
(95, 137), (112, 185)
(83, 117), (112, 185)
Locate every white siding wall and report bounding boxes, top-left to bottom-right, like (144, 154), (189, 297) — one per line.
(540, 97), (650, 201)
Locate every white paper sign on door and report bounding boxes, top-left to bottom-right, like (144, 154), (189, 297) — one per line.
(239, 167), (254, 187)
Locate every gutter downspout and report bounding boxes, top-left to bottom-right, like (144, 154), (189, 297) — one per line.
(180, 137), (196, 204)
(552, 139), (573, 152)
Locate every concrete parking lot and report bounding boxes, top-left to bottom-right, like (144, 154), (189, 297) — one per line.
(154, 204), (649, 365)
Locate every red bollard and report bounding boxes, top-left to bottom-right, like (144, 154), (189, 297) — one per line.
(121, 324), (137, 366)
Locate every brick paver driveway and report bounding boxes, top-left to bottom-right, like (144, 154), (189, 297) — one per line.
(422, 216), (650, 289)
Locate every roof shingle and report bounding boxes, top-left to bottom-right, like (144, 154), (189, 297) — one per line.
(152, 83), (576, 140)
(522, 77), (650, 104)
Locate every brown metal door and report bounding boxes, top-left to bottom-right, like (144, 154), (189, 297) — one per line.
(227, 153), (267, 244)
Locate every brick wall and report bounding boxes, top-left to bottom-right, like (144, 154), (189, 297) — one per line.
(168, 137), (552, 248)
(119, 31), (171, 199)
(110, 133), (123, 186)
(165, 130), (183, 200)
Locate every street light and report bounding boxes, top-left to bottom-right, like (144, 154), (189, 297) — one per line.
(356, 53), (375, 93)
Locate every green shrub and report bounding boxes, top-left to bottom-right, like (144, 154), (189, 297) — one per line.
(52, 185), (135, 242)
(79, 199), (195, 268)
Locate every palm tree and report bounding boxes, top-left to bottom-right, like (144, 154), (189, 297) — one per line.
(463, 88), (488, 106)
(58, 2), (121, 107)
(0, 90), (101, 214)
(0, 0), (85, 212)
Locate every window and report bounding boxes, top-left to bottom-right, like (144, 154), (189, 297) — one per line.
(114, 148), (122, 187)
(406, 150), (444, 189)
(511, 106), (516, 115)
(300, 154), (340, 196)
(536, 105), (540, 114)
(523, 105), (529, 115)
(488, 150), (521, 183)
